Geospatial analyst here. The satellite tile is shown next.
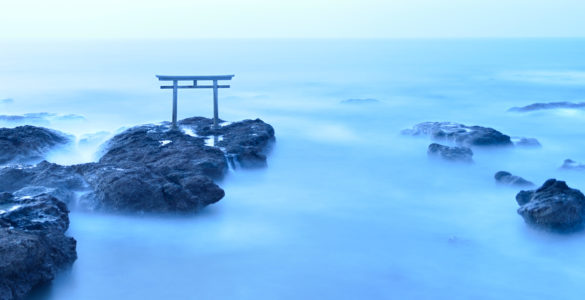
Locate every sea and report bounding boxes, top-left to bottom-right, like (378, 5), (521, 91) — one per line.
(1, 38), (585, 299)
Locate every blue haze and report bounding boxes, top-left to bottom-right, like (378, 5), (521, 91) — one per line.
(1, 39), (585, 299)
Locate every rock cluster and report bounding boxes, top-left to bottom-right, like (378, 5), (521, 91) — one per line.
(0, 117), (274, 298)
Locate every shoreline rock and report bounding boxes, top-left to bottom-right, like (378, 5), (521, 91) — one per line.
(516, 179), (585, 231)
(0, 117), (275, 213)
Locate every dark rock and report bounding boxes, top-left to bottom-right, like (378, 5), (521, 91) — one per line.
(341, 98), (379, 104)
(0, 126), (71, 165)
(74, 117), (273, 212)
(516, 179), (585, 230)
(0, 117), (274, 213)
(76, 164), (223, 213)
(560, 159), (585, 171)
(427, 143), (473, 162)
(512, 137), (541, 148)
(494, 171), (534, 187)
(0, 193), (76, 299)
(402, 122), (513, 147)
(179, 117), (275, 168)
(0, 161), (86, 204)
(509, 102), (585, 112)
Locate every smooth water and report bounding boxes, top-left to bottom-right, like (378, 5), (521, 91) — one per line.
(2, 39), (585, 299)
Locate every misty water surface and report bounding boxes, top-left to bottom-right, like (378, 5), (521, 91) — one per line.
(1, 39), (585, 299)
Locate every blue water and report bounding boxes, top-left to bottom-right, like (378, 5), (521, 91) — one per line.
(2, 39), (585, 299)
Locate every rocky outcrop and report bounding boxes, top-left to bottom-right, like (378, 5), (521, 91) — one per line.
(0, 193), (77, 300)
(427, 143), (473, 162)
(516, 179), (585, 230)
(509, 102), (585, 112)
(560, 159), (585, 171)
(74, 123), (228, 212)
(0, 126), (70, 165)
(0, 118), (275, 213)
(402, 122), (513, 147)
(494, 171), (534, 187)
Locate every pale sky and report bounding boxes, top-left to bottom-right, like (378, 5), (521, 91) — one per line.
(1, 0), (584, 38)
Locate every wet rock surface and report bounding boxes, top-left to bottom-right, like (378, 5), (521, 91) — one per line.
(508, 101), (585, 112)
(427, 143), (473, 162)
(179, 117), (275, 168)
(402, 122), (513, 147)
(0, 193), (76, 300)
(0, 117), (274, 213)
(0, 126), (70, 165)
(516, 179), (585, 230)
(494, 171), (534, 187)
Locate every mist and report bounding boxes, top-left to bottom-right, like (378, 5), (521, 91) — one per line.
(2, 39), (585, 299)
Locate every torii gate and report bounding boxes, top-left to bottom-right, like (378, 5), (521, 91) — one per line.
(156, 75), (235, 128)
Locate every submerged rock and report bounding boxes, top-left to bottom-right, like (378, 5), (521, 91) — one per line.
(516, 179), (585, 230)
(509, 102), (585, 112)
(512, 137), (541, 148)
(0, 126), (70, 165)
(0, 193), (77, 299)
(494, 171), (534, 187)
(560, 159), (585, 171)
(427, 143), (473, 162)
(402, 122), (513, 147)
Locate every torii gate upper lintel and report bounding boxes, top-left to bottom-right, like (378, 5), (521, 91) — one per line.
(156, 74), (235, 128)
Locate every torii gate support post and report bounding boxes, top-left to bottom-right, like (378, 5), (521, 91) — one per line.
(172, 80), (178, 125)
(213, 80), (219, 128)
(156, 75), (235, 128)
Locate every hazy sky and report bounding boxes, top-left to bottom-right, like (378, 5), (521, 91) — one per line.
(1, 0), (584, 38)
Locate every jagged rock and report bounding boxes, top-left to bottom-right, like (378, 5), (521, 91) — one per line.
(512, 137), (541, 148)
(516, 179), (585, 230)
(509, 102), (585, 112)
(402, 122), (512, 147)
(427, 143), (473, 162)
(0, 161), (85, 204)
(0, 126), (70, 165)
(494, 171), (534, 187)
(179, 117), (275, 168)
(560, 159), (585, 170)
(0, 193), (76, 300)
(0, 117), (274, 213)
